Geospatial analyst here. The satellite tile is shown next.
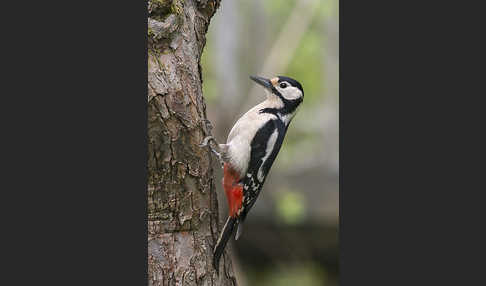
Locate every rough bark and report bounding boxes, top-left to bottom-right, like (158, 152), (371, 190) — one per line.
(147, 0), (237, 285)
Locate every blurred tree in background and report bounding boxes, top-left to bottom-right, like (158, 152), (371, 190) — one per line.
(201, 0), (339, 285)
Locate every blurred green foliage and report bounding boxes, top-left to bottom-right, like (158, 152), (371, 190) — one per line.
(287, 31), (324, 105)
(276, 189), (306, 225)
(247, 264), (328, 286)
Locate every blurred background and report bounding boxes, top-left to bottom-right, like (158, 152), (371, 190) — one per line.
(201, 0), (338, 285)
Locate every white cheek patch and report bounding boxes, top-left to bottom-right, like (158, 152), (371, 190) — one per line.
(280, 87), (302, 101)
(257, 129), (279, 182)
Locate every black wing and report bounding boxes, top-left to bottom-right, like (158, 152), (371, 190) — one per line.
(239, 118), (287, 222)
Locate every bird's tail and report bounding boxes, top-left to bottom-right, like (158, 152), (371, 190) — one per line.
(213, 216), (237, 272)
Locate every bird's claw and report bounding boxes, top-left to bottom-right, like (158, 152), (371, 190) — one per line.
(199, 136), (224, 168)
(199, 135), (214, 148)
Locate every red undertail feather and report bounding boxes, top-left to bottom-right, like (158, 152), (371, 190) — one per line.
(223, 163), (243, 218)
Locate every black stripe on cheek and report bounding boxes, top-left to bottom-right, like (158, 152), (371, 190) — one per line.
(259, 97), (302, 116)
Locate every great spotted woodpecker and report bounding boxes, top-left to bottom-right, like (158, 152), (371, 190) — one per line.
(200, 75), (304, 271)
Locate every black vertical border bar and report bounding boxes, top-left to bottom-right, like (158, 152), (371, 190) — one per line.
(340, 0), (486, 285)
(1, 0), (149, 284)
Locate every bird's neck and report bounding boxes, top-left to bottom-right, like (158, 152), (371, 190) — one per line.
(258, 100), (296, 127)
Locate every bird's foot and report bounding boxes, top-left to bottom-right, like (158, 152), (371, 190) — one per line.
(199, 136), (224, 168)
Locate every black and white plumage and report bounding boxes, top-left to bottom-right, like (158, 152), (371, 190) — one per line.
(207, 75), (304, 272)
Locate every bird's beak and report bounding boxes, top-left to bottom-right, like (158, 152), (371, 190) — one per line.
(250, 75), (273, 89)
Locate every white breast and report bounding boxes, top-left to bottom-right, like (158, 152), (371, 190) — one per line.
(226, 102), (278, 176)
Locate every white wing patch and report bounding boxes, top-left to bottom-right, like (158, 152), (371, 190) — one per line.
(257, 129), (279, 182)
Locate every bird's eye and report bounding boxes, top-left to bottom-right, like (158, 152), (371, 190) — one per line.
(279, 82), (288, 88)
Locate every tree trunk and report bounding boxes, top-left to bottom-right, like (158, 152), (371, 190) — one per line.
(147, 0), (237, 285)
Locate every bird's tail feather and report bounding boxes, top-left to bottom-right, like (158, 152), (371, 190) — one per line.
(213, 216), (237, 272)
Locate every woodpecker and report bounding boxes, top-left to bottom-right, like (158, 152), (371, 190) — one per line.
(200, 75), (304, 271)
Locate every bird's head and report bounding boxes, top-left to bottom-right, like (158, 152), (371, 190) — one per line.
(250, 75), (304, 116)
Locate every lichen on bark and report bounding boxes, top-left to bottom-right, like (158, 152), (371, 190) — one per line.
(148, 0), (237, 285)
